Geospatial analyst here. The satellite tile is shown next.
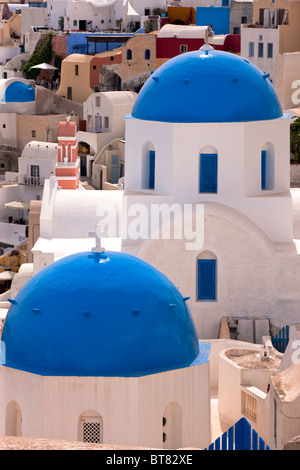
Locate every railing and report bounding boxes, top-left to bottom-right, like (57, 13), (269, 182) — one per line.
(19, 175), (44, 186)
(242, 391), (257, 422)
(206, 417), (270, 450)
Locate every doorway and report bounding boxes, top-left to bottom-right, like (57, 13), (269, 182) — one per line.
(79, 20), (87, 31)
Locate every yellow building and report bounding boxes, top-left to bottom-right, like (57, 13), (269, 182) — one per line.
(241, 0), (300, 88)
(121, 33), (157, 86)
(57, 50), (123, 103)
(252, 0), (300, 53)
(57, 54), (96, 103)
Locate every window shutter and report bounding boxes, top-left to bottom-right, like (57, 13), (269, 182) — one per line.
(200, 153), (218, 193)
(278, 9), (285, 24)
(149, 150), (155, 189)
(261, 150), (266, 190)
(259, 8), (265, 25)
(198, 259), (216, 300)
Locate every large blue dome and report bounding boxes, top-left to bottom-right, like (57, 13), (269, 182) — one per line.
(1, 251), (199, 377)
(131, 47), (283, 123)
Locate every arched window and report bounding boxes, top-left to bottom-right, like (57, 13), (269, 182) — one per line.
(5, 401), (22, 436)
(261, 143), (274, 191)
(162, 402), (182, 449)
(199, 149), (218, 193)
(145, 49), (151, 60)
(197, 251), (217, 301)
(79, 410), (103, 444)
(127, 49), (132, 60)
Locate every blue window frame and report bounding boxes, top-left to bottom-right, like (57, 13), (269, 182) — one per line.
(267, 43), (273, 58)
(261, 150), (266, 190)
(197, 259), (216, 300)
(249, 42), (254, 57)
(149, 150), (155, 189)
(200, 153), (218, 193)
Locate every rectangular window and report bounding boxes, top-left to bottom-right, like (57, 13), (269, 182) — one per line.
(261, 150), (266, 190)
(104, 116), (109, 128)
(96, 96), (100, 107)
(200, 153), (218, 193)
(222, 0), (229, 5)
(75, 64), (79, 75)
(267, 43), (273, 58)
(31, 165), (40, 177)
(32, 130), (36, 138)
(149, 150), (155, 190)
(249, 42), (254, 57)
(258, 42), (264, 58)
(180, 45), (188, 53)
(198, 259), (216, 300)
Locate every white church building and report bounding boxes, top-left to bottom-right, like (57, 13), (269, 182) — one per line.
(1, 44), (300, 448)
(18, 45), (300, 339)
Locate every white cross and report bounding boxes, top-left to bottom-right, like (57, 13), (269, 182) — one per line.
(89, 230), (105, 253)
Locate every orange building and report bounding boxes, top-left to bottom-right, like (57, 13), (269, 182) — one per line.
(55, 119), (79, 190)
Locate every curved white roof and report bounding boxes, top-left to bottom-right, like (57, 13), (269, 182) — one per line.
(157, 24), (211, 39)
(21, 141), (58, 161)
(85, 90), (137, 106)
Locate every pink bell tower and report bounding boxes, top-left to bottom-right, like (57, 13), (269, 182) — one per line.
(55, 117), (80, 190)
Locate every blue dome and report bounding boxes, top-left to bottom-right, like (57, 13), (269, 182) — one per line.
(2, 81), (35, 103)
(131, 48), (283, 123)
(1, 251), (199, 377)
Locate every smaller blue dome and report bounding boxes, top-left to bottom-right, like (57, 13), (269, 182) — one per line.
(131, 48), (282, 123)
(1, 251), (199, 377)
(2, 81), (35, 103)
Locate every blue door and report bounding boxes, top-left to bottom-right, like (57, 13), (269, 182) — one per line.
(200, 153), (218, 193)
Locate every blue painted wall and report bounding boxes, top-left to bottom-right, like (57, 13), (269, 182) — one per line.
(196, 7), (230, 35)
(67, 33), (134, 56)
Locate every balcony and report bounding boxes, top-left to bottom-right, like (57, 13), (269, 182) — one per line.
(19, 175), (45, 186)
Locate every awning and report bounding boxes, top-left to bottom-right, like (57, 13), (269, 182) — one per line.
(127, 1), (140, 19)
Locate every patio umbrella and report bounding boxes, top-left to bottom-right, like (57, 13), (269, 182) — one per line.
(0, 271), (15, 280)
(4, 200), (30, 210)
(4, 200), (30, 222)
(30, 62), (57, 70)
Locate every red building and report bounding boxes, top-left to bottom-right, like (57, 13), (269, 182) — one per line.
(55, 119), (80, 190)
(156, 25), (240, 66)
